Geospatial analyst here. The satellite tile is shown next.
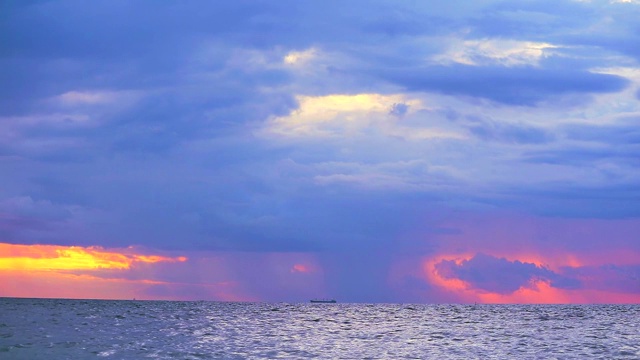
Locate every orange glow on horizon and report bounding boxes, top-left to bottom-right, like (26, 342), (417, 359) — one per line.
(0, 242), (203, 300)
(0, 243), (186, 272)
(477, 280), (571, 304)
(0, 243), (263, 302)
(0, 270), (252, 301)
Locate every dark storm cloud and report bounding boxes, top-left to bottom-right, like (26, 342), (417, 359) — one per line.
(380, 64), (629, 106)
(435, 253), (580, 294)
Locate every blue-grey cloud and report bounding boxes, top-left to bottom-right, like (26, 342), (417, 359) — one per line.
(478, 180), (640, 219)
(561, 116), (640, 144)
(521, 120), (640, 173)
(560, 264), (640, 294)
(523, 147), (639, 167)
(469, 0), (594, 38)
(469, 0), (640, 66)
(466, 116), (553, 144)
(380, 64), (628, 106)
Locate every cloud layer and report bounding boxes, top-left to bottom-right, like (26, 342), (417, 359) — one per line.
(1, 0), (639, 302)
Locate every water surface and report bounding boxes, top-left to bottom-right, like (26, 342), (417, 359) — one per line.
(1, 298), (638, 359)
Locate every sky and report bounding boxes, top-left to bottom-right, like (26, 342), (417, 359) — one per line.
(1, 0), (639, 303)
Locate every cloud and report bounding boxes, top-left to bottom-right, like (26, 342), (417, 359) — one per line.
(0, 242), (194, 300)
(434, 253), (578, 294)
(290, 264), (311, 273)
(431, 38), (559, 67)
(262, 93), (465, 141)
(424, 250), (639, 303)
(466, 116), (554, 144)
(564, 121), (640, 145)
(561, 264), (640, 294)
(380, 64), (629, 106)
(469, 0), (592, 36)
(0, 196), (83, 243)
(0, 196), (71, 221)
(1, 0), (640, 302)
(283, 48), (318, 66)
(0, 242), (331, 301)
(55, 91), (119, 105)
(0, 243), (186, 272)
(264, 93), (420, 137)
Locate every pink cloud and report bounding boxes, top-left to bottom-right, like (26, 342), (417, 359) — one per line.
(388, 211), (640, 303)
(291, 263), (312, 273)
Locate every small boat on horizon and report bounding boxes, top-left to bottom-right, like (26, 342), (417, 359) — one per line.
(310, 299), (337, 303)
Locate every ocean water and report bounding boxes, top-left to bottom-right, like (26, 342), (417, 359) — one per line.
(0, 298), (638, 359)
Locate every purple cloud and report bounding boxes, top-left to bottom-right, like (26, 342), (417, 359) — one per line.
(435, 253), (580, 294)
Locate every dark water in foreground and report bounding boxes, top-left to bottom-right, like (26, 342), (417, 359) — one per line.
(0, 298), (638, 359)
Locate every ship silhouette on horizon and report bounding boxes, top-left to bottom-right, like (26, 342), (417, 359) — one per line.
(309, 299), (337, 303)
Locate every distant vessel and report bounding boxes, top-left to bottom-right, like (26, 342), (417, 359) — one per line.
(310, 299), (336, 303)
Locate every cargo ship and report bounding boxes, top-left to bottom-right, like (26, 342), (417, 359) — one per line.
(309, 299), (337, 303)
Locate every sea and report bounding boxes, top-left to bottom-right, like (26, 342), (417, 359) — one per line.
(0, 298), (638, 359)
